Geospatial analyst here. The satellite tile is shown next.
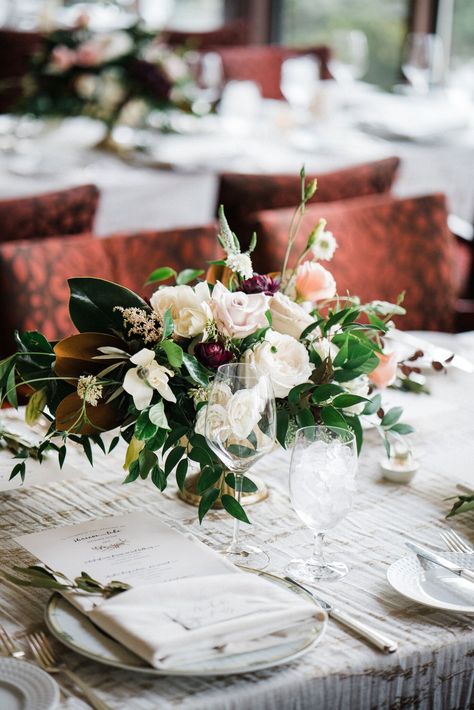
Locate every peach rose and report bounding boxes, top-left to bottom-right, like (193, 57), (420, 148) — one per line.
(296, 262), (336, 302)
(210, 281), (269, 339)
(369, 351), (398, 389)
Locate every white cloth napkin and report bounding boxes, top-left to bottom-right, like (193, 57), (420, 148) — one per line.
(88, 573), (322, 669)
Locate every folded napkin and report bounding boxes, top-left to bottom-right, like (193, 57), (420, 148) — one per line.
(88, 573), (322, 669)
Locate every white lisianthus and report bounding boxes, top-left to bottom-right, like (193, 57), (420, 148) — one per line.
(227, 389), (262, 440)
(123, 349), (176, 410)
(343, 375), (370, 415)
(150, 283), (211, 339)
(244, 330), (313, 398)
(312, 337), (339, 361)
(225, 252), (253, 280)
(269, 292), (315, 340)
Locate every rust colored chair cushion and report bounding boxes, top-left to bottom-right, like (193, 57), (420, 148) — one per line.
(218, 157), (400, 246)
(0, 185), (100, 243)
(215, 44), (332, 100)
(254, 192), (456, 332)
(163, 20), (249, 49)
(0, 224), (219, 354)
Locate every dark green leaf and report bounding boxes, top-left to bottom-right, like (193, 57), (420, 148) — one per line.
(198, 487), (219, 523)
(82, 437), (93, 466)
(299, 320), (322, 340)
(164, 445), (185, 476)
(332, 394), (369, 409)
(320, 406), (348, 429)
(296, 408), (315, 428)
(176, 458), (188, 492)
(122, 460), (140, 483)
(139, 448), (157, 479)
(68, 277), (148, 334)
(176, 269), (204, 285)
(58, 445), (66, 469)
(227, 444), (255, 458)
(9, 461), (25, 482)
(151, 465), (167, 491)
(276, 409), (289, 448)
(162, 425), (189, 454)
(135, 410), (158, 441)
(182, 353), (210, 386)
(146, 428), (168, 451)
(145, 266), (177, 285)
(108, 435), (120, 453)
(197, 466), (222, 493)
(225, 473), (258, 493)
(6, 365), (17, 408)
(288, 382), (314, 406)
(221, 494), (250, 523)
(332, 338), (349, 367)
(188, 446), (212, 465)
(311, 383), (344, 403)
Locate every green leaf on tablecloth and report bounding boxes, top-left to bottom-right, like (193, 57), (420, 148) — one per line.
(198, 487), (219, 523)
(447, 495), (474, 517)
(145, 266), (177, 285)
(176, 269), (205, 285)
(68, 278), (148, 334)
(9, 461), (25, 482)
(221, 495), (250, 524)
(381, 407), (403, 428)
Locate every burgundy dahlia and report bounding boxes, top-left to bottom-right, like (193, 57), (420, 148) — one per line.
(195, 342), (233, 369)
(241, 274), (279, 295)
(128, 59), (172, 102)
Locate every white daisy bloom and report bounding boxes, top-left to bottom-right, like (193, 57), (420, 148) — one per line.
(311, 229), (338, 261)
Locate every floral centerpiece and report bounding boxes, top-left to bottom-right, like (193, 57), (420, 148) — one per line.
(0, 170), (413, 524)
(10, 19), (194, 145)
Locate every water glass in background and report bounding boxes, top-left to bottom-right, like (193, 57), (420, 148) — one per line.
(329, 29), (369, 83)
(402, 33), (445, 94)
(280, 55), (320, 117)
(286, 425), (358, 583)
(219, 80), (262, 134)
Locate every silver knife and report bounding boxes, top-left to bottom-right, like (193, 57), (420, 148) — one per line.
(386, 329), (474, 374)
(285, 576), (398, 654)
(406, 541), (474, 583)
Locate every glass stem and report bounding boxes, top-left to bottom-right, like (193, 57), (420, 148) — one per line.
(312, 532), (326, 566)
(229, 471), (244, 553)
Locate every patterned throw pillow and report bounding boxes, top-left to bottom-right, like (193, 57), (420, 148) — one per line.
(0, 185), (100, 243)
(255, 192), (456, 332)
(0, 224), (219, 355)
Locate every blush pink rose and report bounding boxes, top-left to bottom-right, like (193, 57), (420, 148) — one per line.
(210, 281), (269, 339)
(369, 351), (398, 389)
(50, 46), (77, 72)
(296, 262), (336, 302)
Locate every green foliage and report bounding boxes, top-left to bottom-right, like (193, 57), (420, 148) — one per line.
(68, 278), (148, 334)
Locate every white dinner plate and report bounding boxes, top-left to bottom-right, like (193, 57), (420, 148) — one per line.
(0, 657), (59, 710)
(387, 552), (474, 613)
(45, 570), (327, 676)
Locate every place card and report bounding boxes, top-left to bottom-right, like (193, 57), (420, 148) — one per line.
(16, 512), (235, 608)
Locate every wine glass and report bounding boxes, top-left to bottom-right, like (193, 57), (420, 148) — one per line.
(401, 33), (445, 94)
(286, 425), (358, 583)
(329, 29), (369, 83)
(280, 55), (320, 116)
(204, 363), (276, 569)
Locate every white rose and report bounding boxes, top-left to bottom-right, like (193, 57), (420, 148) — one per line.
(343, 375), (370, 415)
(195, 403), (231, 441)
(210, 281), (269, 339)
(227, 389), (261, 440)
(75, 74), (98, 99)
(269, 292), (315, 340)
(150, 283), (210, 339)
(99, 31), (134, 62)
(244, 330), (313, 398)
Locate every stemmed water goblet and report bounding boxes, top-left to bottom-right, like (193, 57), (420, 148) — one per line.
(204, 363), (276, 570)
(286, 425), (358, 583)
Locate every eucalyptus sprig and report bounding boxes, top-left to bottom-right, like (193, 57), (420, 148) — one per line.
(4, 565), (130, 599)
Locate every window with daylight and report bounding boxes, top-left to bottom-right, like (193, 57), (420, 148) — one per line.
(166, 0), (225, 29)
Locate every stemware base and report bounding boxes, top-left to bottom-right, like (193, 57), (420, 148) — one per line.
(223, 544), (269, 571)
(285, 558), (349, 583)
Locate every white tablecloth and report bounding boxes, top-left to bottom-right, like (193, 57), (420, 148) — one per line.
(0, 331), (473, 709)
(0, 89), (473, 235)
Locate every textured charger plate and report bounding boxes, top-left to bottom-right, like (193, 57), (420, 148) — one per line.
(45, 570), (327, 676)
(0, 657), (59, 710)
(387, 553), (474, 613)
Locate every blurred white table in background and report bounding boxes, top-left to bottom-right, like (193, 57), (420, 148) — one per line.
(0, 85), (473, 235)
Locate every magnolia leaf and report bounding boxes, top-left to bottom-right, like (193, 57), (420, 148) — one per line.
(68, 278), (148, 334)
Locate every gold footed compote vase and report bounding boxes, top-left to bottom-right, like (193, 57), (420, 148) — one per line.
(178, 470), (268, 507)
(203, 363), (276, 570)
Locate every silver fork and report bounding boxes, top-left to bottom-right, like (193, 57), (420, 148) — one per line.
(440, 529), (474, 554)
(0, 625), (26, 659)
(27, 630), (112, 710)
